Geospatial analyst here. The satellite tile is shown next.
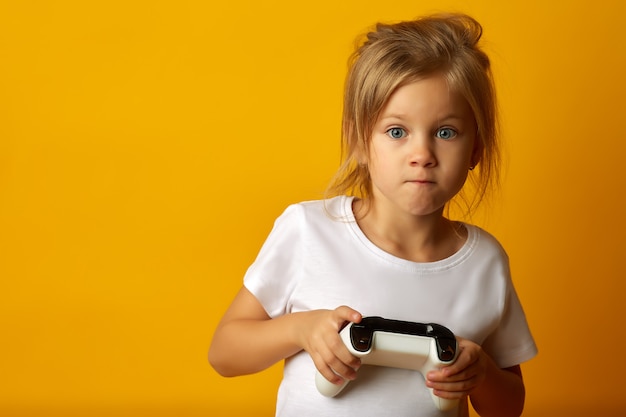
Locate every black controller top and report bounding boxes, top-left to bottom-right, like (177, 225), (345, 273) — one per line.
(349, 316), (457, 361)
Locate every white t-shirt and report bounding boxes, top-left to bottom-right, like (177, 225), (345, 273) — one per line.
(244, 196), (538, 417)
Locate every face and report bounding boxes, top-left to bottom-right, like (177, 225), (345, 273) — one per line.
(364, 74), (479, 219)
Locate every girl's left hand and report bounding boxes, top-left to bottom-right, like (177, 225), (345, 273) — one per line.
(425, 337), (489, 399)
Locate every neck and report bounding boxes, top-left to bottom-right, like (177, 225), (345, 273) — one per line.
(353, 198), (466, 263)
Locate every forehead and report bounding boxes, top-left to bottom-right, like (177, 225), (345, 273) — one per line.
(379, 75), (473, 121)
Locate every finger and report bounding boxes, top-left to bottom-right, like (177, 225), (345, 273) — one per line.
(437, 340), (482, 379)
(330, 307), (363, 368)
(325, 327), (362, 371)
(438, 360), (475, 380)
(312, 347), (358, 383)
(333, 305), (362, 327)
(314, 358), (344, 385)
(327, 355), (360, 381)
(429, 359), (480, 384)
(427, 352), (473, 381)
(430, 386), (469, 400)
(426, 378), (475, 399)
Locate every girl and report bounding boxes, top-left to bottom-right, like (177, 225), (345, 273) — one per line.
(209, 13), (537, 417)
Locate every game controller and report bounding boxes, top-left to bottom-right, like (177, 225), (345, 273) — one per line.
(315, 316), (459, 411)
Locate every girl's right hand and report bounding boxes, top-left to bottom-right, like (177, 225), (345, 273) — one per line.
(209, 287), (362, 380)
(295, 306), (363, 385)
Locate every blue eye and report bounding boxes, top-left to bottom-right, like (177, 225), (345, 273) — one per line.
(436, 128), (457, 140)
(386, 127), (407, 139)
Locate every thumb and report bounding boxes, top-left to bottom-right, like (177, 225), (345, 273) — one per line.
(333, 305), (362, 327)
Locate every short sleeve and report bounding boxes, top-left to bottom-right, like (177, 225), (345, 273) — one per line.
(481, 280), (538, 369)
(243, 204), (304, 318)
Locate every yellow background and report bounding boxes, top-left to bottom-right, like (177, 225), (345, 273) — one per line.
(1, 1), (625, 416)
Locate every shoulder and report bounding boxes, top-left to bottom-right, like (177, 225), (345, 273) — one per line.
(465, 224), (509, 260)
(278, 196), (352, 225)
(457, 224), (511, 280)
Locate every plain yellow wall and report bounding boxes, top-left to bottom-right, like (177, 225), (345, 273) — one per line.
(1, 1), (625, 416)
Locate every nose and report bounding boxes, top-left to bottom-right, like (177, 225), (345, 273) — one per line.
(408, 136), (436, 167)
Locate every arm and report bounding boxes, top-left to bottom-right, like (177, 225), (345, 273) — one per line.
(426, 338), (525, 417)
(208, 286), (363, 384)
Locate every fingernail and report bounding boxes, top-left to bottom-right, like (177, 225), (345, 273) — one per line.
(333, 376), (345, 385)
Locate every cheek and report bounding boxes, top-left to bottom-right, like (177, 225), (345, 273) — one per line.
(366, 149), (392, 179)
(451, 143), (475, 168)
(449, 163), (472, 191)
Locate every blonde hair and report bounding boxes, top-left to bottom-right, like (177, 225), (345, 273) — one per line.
(325, 13), (501, 216)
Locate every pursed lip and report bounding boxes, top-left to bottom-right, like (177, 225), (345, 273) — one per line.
(406, 178), (435, 184)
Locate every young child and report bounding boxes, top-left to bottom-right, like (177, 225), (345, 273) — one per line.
(209, 13), (537, 417)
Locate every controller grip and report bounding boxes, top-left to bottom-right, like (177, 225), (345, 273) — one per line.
(423, 360), (460, 411)
(315, 370), (349, 397)
(317, 366), (460, 411)
(430, 391), (459, 411)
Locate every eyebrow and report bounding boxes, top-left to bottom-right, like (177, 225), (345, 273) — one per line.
(379, 113), (466, 122)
